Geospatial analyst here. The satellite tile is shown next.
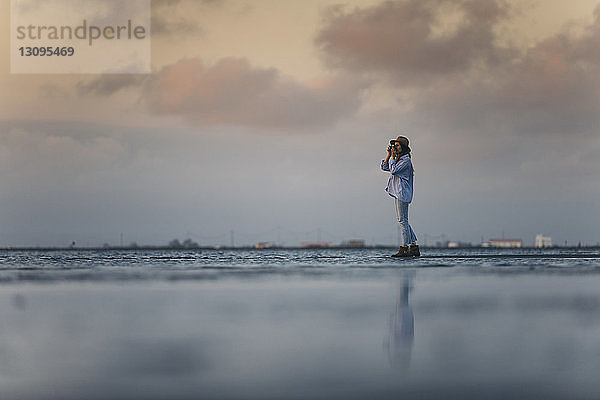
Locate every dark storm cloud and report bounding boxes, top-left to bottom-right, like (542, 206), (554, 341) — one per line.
(144, 57), (369, 130)
(316, 0), (514, 85)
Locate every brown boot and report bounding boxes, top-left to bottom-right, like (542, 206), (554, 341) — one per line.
(391, 245), (409, 257)
(408, 244), (420, 257)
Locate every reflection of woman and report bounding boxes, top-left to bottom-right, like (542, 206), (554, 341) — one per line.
(384, 276), (414, 370)
(381, 136), (419, 257)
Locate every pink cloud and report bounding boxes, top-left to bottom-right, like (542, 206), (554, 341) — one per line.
(145, 57), (369, 130)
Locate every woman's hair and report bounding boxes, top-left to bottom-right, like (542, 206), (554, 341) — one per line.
(394, 145), (411, 161)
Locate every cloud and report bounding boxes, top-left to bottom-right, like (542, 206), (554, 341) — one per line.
(150, 0), (225, 36)
(317, 1), (600, 140)
(316, 0), (514, 86)
(77, 75), (148, 96)
(144, 57), (369, 130)
(151, 14), (203, 36)
(410, 5), (600, 138)
(0, 120), (132, 187)
(74, 56), (369, 130)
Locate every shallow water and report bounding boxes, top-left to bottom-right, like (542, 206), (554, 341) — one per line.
(1, 247), (599, 282)
(1, 248), (600, 399)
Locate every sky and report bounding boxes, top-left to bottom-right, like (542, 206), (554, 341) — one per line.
(1, 0), (600, 247)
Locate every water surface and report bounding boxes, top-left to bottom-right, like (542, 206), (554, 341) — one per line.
(1, 248), (600, 399)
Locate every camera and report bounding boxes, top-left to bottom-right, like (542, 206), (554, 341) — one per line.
(388, 139), (397, 152)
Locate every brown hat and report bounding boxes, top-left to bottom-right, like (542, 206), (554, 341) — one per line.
(396, 136), (409, 147)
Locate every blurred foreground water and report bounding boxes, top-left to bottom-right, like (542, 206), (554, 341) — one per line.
(1, 248), (600, 399)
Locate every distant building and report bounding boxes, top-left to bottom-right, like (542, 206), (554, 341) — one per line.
(535, 234), (552, 248)
(447, 241), (473, 248)
(489, 238), (523, 248)
(341, 240), (365, 248)
(300, 242), (333, 248)
(255, 242), (273, 249)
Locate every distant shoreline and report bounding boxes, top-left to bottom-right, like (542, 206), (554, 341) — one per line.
(1, 246), (598, 251)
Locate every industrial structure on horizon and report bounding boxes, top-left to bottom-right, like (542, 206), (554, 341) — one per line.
(483, 238), (523, 248)
(535, 234), (552, 248)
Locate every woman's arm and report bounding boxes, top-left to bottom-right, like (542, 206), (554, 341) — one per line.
(381, 147), (392, 171)
(389, 156), (410, 175)
(381, 159), (390, 171)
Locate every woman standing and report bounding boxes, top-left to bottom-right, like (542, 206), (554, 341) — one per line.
(381, 136), (419, 257)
